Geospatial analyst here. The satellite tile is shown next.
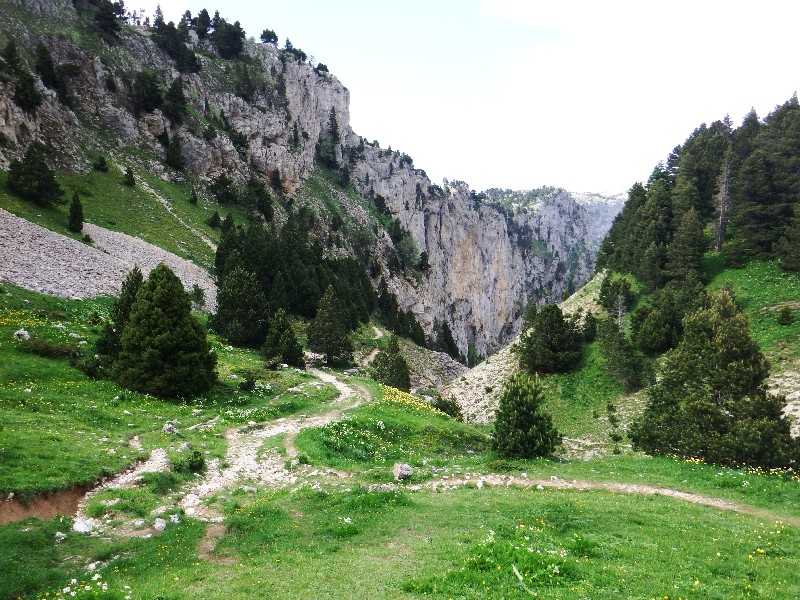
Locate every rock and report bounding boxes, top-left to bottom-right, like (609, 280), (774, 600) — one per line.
(68, 332), (82, 339)
(169, 514), (180, 523)
(54, 531), (67, 542)
(72, 518), (95, 533)
(241, 486), (257, 494)
(153, 518), (167, 532)
(13, 329), (30, 340)
(393, 462), (414, 481)
(162, 422), (179, 435)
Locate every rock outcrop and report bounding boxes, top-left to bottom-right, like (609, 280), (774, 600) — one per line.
(0, 3), (609, 354)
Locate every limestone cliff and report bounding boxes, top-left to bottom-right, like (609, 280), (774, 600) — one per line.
(0, 1), (603, 356)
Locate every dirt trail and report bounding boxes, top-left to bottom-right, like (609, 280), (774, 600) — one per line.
(180, 368), (364, 522)
(423, 474), (800, 527)
(362, 325), (384, 366)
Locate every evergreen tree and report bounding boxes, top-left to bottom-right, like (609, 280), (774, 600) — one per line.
(518, 304), (582, 374)
(521, 299), (538, 332)
(629, 290), (798, 468)
(664, 207), (707, 281)
(130, 70), (163, 113)
(195, 8), (211, 39)
(94, 0), (122, 37)
(435, 320), (460, 361)
(262, 309), (304, 367)
(492, 373), (561, 458)
(775, 214), (800, 272)
(307, 285), (353, 365)
(597, 319), (651, 392)
(1, 40), (21, 73)
(113, 264), (216, 397)
(96, 266), (144, 362)
(165, 131), (184, 170)
(163, 77), (188, 123)
(212, 266), (268, 347)
(68, 191), (83, 233)
(371, 335), (411, 391)
(123, 166), (135, 187)
(12, 69), (42, 113)
(211, 20), (245, 59)
(8, 142), (64, 205)
(209, 172), (237, 204)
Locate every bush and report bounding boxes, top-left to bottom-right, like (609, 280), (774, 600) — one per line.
(431, 395), (463, 421)
(492, 373), (561, 458)
(19, 338), (79, 359)
(172, 449), (206, 474)
(777, 306), (794, 326)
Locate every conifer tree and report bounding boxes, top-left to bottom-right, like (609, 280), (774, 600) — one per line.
(123, 166), (135, 187)
(629, 289), (798, 468)
(262, 309), (304, 367)
(307, 285), (353, 365)
(371, 335), (411, 391)
(113, 264), (216, 397)
(165, 131), (184, 171)
(518, 304), (582, 374)
(68, 191), (83, 233)
(163, 77), (187, 123)
(664, 207), (707, 281)
(212, 266), (268, 347)
(492, 373), (561, 458)
(96, 266), (144, 362)
(8, 142), (64, 205)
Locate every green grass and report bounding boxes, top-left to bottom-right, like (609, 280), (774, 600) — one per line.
(7, 484), (799, 599)
(538, 343), (627, 438)
(0, 164), (221, 271)
(709, 259), (800, 362)
(295, 386), (489, 474)
(0, 284), (331, 498)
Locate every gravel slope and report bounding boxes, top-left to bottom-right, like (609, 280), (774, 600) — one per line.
(0, 209), (216, 309)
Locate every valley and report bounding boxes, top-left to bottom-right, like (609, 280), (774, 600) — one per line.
(1, 2), (800, 599)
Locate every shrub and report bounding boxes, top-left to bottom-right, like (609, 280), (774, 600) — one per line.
(492, 373), (561, 458)
(19, 338), (79, 359)
(777, 306), (794, 326)
(172, 449), (206, 474)
(431, 395), (463, 421)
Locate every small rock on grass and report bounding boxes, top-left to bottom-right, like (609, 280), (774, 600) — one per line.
(393, 463), (413, 481)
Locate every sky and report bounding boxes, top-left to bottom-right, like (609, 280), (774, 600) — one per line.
(137, 0), (800, 195)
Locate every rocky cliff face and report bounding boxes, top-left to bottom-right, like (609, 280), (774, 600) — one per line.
(350, 147), (592, 354)
(0, 1), (600, 355)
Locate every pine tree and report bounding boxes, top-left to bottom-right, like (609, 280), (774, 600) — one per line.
(96, 266), (144, 362)
(492, 373), (561, 458)
(165, 132), (184, 171)
(629, 289), (798, 468)
(518, 304), (582, 374)
(123, 166), (135, 187)
(262, 309), (303, 367)
(13, 68), (42, 113)
(163, 77), (187, 123)
(664, 207), (707, 281)
(307, 285), (353, 365)
(8, 142), (64, 205)
(775, 214), (800, 272)
(371, 335), (411, 391)
(68, 191), (83, 233)
(113, 264), (216, 397)
(212, 266), (268, 347)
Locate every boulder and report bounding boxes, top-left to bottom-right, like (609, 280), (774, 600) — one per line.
(393, 462), (413, 481)
(13, 329), (30, 340)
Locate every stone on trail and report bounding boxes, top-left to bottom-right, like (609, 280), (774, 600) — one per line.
(73, 518), (95, 533)
(393, 462), (414, 481)
(153, 518), (167, 532)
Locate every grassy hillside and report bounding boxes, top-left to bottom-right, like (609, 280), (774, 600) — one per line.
(1, 282), (800, 599)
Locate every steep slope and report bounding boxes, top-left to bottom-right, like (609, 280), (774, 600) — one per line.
(0, 1), (598, 354)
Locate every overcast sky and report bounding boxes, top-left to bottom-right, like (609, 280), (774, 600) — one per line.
(140, 1), (800, 195)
